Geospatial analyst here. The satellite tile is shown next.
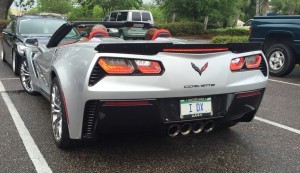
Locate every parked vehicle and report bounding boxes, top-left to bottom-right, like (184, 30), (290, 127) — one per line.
(23, 21), (268, 148)
(103, 10), (154, 24)
(1, 15), (67, 75)
(250, 15), (300, 76)
(103, 10), (154, 39)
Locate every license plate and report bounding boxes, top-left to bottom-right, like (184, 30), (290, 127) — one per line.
(180, 97), (213, 119)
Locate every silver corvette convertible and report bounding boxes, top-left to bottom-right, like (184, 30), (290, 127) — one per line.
(21, 22), (268, 148)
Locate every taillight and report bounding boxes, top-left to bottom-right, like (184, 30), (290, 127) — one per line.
(245, 55), (261, 69)
(98, 57), (163, 75)
(135, 60), (161, 74)
(230, 57), (245, 71)
(98, 58), (134, 74)
(230, 54), (262, 71)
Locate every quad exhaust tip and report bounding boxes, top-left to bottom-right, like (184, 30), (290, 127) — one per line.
(180, 123), (192, 135)
(192, 121), (204, 134)
(203, 120), (215, 133)
(167, 120), (215, 137)
(168, 124), (180, 137)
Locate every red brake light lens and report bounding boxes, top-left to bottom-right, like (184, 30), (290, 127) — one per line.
(245, 55), (262, 69)
(98, 58), (134, 74)
(230, 57), (245, 71)
(135, 60), (161, 74)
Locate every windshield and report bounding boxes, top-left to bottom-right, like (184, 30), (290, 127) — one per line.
(18, 18), (66, 36)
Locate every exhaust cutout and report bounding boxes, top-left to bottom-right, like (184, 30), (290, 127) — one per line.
(168, 124), (180, 137)
(203, 120), (215, 133)
(180, 123), (192, 135)
(192, 122), (204, 134)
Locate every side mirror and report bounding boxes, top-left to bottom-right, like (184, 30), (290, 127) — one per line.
(24, 38), (38, 47)
(3, 29), (12, 35)
(80, 31), (88, 37)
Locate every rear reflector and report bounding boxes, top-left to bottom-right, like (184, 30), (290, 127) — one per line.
(236, 90), (262, 98)
(163, 48), (229, 53)
(103, 100), (151, 106)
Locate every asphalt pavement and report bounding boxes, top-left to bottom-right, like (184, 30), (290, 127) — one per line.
(0, 45), (299, 172)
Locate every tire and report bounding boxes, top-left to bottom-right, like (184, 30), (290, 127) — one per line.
(1, 46), (6, 62)
(19, 58), (38, 95)
(266, 44), (296, 77)
(51, 78), (72, 148)
(12, 51), (20, 75)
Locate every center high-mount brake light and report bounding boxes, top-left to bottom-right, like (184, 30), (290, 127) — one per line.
(135, 60), (161, 74)
(163, 48), (229, 53)
(98, 57), (134, 74)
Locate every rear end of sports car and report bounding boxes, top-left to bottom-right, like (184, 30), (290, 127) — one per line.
(76, 43), (268, 139)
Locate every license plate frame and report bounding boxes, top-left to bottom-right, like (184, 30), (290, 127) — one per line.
(180, 97), (213, 119)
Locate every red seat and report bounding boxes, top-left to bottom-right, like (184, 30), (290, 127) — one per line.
(88, 30), (109, 40)
(151, 29), (171, 40)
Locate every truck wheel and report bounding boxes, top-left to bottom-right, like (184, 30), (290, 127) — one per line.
(266, 44), (296, 77)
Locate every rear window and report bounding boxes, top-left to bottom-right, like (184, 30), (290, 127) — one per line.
(142, 12), (151, 21)
(132, 12), (141, 21)
(110, 12), (117, 21)
(117, 12), (128, 21)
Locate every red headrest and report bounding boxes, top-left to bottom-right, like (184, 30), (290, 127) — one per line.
(88, 30), (109, 40)
(151, 29), (171, 40)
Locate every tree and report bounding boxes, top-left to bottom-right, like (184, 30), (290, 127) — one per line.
(15, 0), (35, 15)
(79, 0), (143, 15)
(156, 0), (244, 28)
(0, 0), (14, 19)
(270, 0), (300, 15)
(37, 0), (72, 14)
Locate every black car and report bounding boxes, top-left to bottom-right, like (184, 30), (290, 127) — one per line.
(1, 15), (67, 75)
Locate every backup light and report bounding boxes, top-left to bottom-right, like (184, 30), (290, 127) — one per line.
(230, 57), (245, 71)
(135, 60), (161, 74)
(245, 55), (262, 69)
(98, 58), (134, 74)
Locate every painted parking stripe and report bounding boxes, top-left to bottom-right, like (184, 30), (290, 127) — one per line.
(0, 81), (52, 173)
(0, 77), (19, 81)
(269, 79), (300, 87)
(0, 81), (5, 92)
(255, 116), (300, 135)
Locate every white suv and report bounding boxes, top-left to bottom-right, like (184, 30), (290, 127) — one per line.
(103, 10), (154, 25)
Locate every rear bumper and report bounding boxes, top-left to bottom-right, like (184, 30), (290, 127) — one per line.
(81, 89), (265, 139)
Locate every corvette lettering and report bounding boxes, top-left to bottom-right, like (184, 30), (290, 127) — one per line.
(184, 84), (216, 88)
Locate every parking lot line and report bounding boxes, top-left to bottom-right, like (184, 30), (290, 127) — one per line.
(255, 116), (300, 135)
(0, 81), (52, 173)
(269, 79), (300, 87)
(0, 78), (19, 81)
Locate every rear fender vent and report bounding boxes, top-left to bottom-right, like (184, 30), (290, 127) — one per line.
(88, 62), (106, 86)
(82, 100), (98, 139)
(259, 58), (268, 77)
